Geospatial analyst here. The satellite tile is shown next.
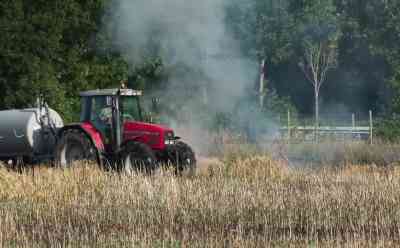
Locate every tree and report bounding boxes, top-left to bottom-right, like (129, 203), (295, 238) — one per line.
(299, 38), (339, 140)
(0, 0), (128, 121)
(294, 0), (340, 141)
(362, 1), (400, 113)
(255, 0), (295, 64)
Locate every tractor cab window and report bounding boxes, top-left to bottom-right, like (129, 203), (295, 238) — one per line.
(87, 96), (113, 146)
(80, 96), (113, 124)
(121, 96), (142, 122)
(90, 96), (112, 125)
(80, 97), (91, 122)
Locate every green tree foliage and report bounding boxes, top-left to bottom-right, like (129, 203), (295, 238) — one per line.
(256, 0), (295, 64)
(0, 0), (128, 121)
(361, 1), (400, 112)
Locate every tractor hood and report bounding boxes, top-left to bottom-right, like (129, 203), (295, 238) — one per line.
(123, 121), (175, 150)
(123, 121), (174, 133)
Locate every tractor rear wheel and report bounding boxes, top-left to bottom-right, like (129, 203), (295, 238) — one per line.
(171, 141), (196, 176)
(55, 129), (98, 168)
(120, 142), (157, 174)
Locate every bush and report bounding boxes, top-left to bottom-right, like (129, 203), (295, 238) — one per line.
(376, 115), (400, 142)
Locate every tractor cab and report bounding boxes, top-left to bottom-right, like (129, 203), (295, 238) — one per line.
(79, 88), (143, 152)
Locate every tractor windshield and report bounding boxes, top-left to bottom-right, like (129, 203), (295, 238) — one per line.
(80, 96), (112, 124)
(121, 96), (142, 122)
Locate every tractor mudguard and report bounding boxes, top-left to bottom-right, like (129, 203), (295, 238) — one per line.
(57, 123), (105, 167)
(58, 123), (105, 151)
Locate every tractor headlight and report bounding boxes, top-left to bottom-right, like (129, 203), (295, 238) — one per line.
(164, 131), (176, 145)
(164, 140), (176, 145)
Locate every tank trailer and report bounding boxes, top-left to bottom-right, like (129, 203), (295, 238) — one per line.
(0, 88), (196, 173)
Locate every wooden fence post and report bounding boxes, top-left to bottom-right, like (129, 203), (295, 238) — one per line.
(287, 110), (291, 144)
(352, 113), (355, 141)
(369, 110), (373, 145)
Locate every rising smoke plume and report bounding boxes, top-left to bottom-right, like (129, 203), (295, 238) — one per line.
(103, 0), (279, 154)
(106, 0), (257, 112)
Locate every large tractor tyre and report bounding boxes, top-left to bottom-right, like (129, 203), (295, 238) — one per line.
(119, 142), (158, 175)
(55, 129), (98, 168)
(171, 141), (197, 176)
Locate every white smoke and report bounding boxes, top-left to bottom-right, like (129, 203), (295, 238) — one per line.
(103, 0), (268, 156)
(106, 0), (257, 112)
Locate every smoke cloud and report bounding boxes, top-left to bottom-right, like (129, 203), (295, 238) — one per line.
(106, 0), (257, 112)
(103, 0), (276, 156)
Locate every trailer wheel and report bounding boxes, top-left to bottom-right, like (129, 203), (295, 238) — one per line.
(171, 141), (196, 176)
(1, 158), (25, 172)
(55, 129), (98, 168)
(120, 142), (157, 174)
(12, 157), (24, 172)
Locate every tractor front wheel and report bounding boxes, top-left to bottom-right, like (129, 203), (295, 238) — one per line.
(55, 129), (98, 168)
(170, 141), (196, 176)
(119, 142), (157, 174)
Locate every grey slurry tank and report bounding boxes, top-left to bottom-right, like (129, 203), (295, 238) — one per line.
(0, 108), (64, 159)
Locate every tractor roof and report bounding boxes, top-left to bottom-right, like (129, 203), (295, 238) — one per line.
(79, 88), (142, 97)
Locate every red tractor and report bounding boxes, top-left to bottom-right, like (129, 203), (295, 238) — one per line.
(54, 88), (196, 173)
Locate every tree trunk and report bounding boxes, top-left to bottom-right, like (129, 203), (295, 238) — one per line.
(315, 89), (319, 143)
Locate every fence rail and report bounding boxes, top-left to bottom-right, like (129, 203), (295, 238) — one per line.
(278, 110), (374, 144)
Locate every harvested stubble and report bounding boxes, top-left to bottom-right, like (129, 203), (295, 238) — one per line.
(0, 156), (399, 247)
